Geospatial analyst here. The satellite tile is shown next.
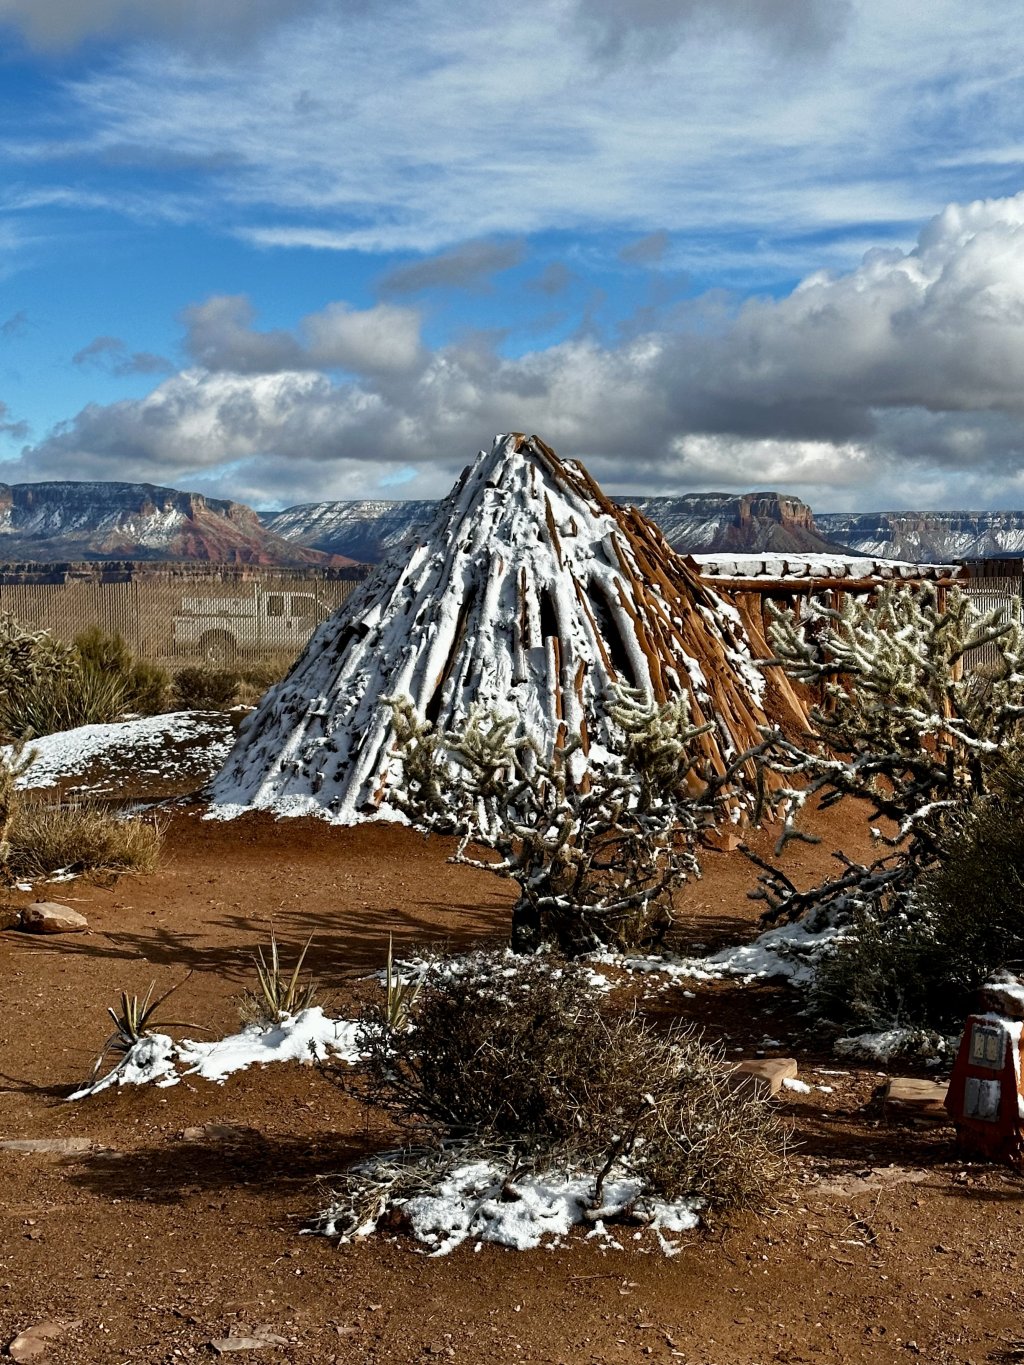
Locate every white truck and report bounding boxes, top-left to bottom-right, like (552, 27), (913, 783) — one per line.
(172, 586), (331, 661)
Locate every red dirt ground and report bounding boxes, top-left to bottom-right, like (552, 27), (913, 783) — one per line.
(2, 803), (1023, 1364)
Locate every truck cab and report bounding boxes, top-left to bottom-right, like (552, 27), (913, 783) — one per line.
(172, 587), (330, 661)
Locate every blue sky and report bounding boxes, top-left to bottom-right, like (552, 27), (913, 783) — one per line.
(2, 0), (1024, 511)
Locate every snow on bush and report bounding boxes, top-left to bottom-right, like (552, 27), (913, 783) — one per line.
(315, 1146), (702, 1256)
(315, 950), (785, 1252)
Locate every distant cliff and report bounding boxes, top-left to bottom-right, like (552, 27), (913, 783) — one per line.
(263, 490), (839, 561)
(0, 482), (355, 566)
(817, 511), (1024, 561)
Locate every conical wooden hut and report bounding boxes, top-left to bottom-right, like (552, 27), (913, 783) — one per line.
(210, 434), (803, 822)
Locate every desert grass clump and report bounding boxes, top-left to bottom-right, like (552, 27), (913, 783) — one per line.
(173, 656), (294, 712)
(238, 932), (319, 1028)
(3, 794), (162, 881)
(326, 949), (785, 1233)
(0, 745), (34, 874)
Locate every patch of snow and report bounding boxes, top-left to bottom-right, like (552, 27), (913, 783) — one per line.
(322, 1157), (702, 1257)
(592, 916), (845, 987)
(177, 1007), (360, 1082)
(833, 1029), (952, 1064)
(69, 1008), (360, 1099)
(69, 1032), (180, 1099)
(7, 711), (235, 791)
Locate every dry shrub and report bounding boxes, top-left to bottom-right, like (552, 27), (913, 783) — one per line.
(342, 950), (785, 1213)
(172, 664), (240, 710)
(172, 656), (293, 711)
(5, 795), (162, 881)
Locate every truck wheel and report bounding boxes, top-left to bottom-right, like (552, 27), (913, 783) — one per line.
(198, 630), (238, 664)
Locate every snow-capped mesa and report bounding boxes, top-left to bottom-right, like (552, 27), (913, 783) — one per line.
(209, 433), (775, 824)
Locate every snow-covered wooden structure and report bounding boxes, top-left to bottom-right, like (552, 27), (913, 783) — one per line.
(210, 434), (798, 823)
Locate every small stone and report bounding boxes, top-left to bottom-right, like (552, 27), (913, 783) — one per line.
(884, 1078), (950, 1123)
(8, 1320), (70, 1362)
(0, 1137), (94, 1155)
(20, 903), (88, 935)
(209, 1340), (271, 1355)
(729, 1058), (799, 1097)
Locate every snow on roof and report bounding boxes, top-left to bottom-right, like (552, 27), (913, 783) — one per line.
(209, 434), (779, 824)
(687, 552), (962, 583)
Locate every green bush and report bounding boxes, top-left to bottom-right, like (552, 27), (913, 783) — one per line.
(813, 756), (1024, 1033)
(172, 664), (240, 710)
(0, 617), (173, 741)
(74, 627), (170, 715)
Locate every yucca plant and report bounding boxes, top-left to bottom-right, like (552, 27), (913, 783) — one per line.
(91, 974), (194, 1080)
(383, 935), (422, 1033)
(239, 932), (319, 1029)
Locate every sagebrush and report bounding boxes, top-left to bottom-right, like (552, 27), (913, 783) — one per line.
(324, 950), (785, 1229)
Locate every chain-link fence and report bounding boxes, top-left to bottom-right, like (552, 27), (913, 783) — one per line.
(0, 562), (367, 667)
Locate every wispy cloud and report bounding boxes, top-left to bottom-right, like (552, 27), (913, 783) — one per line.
(7, 0), (1018, 263)
(72, 334), (171, 376)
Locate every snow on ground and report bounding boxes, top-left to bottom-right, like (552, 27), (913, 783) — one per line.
(70, 1007), (360, 1099)
(6, 711), (236, 793)
(319, 1155), (702, 1257)
(833, 1029), (953, 1065)
(592, 916), (847, 988)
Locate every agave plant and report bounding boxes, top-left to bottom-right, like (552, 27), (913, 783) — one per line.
(383, 935), (422, 1033)
(239, 932), (319, 1029)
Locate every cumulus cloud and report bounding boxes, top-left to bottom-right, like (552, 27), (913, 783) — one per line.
(181, 296), (306, 374)
(181, 294), (424, 378)
(72, 335), (171, 376)
(378, 240), (527, 295)
(16, 194), (1024, 510)
(0, 401), (28, 443)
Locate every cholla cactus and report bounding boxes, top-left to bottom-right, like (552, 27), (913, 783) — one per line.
(608, 686), (715, 810)
(387, 687), (728, 955)
(751, 583), (1024, 925)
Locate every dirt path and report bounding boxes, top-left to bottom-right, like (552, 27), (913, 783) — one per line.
(2, 809), (1022, 1364)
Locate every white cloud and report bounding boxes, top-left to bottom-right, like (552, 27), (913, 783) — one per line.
(180, 294), (424, 378)
(303, 302), (424, 374)
(13, 193), (1024, 510)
